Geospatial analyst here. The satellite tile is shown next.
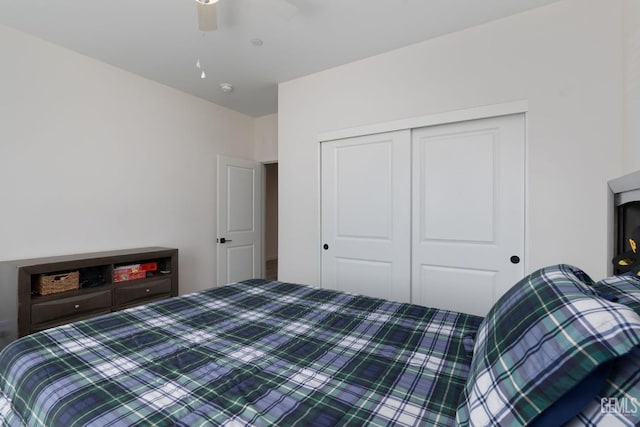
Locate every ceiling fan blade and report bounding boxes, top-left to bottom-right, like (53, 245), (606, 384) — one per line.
(196, 2), (218, 31)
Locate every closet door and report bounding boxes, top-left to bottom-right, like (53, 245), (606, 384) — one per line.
(412, 113), (525, 316)
(321, 130), (411, 302)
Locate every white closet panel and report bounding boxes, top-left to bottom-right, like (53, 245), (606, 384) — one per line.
(412, 114), (525, 316)
(321, 131), (411, 302)
(320, 113), (525, 315)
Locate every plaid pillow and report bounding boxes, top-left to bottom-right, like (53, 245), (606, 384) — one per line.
(456, 264), (640, 426)
(564, 348), (640, 426)
(594, 274), (640, 316)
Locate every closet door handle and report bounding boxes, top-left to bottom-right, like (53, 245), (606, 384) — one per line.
(510, 255), (521, 264)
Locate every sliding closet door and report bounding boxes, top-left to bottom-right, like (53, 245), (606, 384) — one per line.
(412, 114), (525, 316)
(321, 131), (411, 302)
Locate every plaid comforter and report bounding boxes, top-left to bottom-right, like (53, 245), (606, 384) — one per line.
(0, 279), (482, 426)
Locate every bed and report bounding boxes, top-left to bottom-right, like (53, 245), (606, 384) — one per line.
(1, 264), (640, 426)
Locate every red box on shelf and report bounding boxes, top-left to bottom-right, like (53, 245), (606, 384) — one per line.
(113, 262), (159, 283)
(114, 264), (139, 274)
(114, 270), (146, 283)
(139, 262), (158, 272)
(113, 264), (147, 283)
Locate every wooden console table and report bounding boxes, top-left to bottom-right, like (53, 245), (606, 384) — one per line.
(0, 247), (178, 350)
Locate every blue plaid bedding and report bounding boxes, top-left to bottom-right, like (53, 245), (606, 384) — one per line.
(0, 279), (482, 426)
(457, 265), (640, 427)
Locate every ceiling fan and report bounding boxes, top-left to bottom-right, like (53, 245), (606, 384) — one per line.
(194, 0), (298, 31)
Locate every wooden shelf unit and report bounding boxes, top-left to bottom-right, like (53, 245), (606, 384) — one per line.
(0, 247), (178, 350)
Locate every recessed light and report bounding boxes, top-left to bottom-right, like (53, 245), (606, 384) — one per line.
(250, 38), (264, 47)
(220, 83), (233, 92)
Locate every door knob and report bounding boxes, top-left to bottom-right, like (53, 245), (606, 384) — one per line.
(218, 238), (233, 244)
(510, 255), (520, 264)
(323, 244), (329, 250)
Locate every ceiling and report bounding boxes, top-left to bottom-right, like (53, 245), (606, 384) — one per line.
(0, 0), (561, 117)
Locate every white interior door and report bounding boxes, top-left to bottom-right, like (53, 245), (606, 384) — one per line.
(217, 155), (262, 285)
(412, 113), (525, 316)
(321, 130), (411, 302)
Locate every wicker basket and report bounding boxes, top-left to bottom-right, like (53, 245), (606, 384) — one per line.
(35, 271), (80, 295)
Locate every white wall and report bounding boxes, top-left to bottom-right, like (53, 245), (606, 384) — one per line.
(255, 113), (278, 263)
(0, 24), (256, 295)
(254, 113), (278, 162)
(278, 0), (624, 285)
(623, 0), (640, 173)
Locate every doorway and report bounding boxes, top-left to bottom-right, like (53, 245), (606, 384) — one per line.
(264, 162), (278, 280)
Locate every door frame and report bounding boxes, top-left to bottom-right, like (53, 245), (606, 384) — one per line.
(317, 100), (529, 287)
